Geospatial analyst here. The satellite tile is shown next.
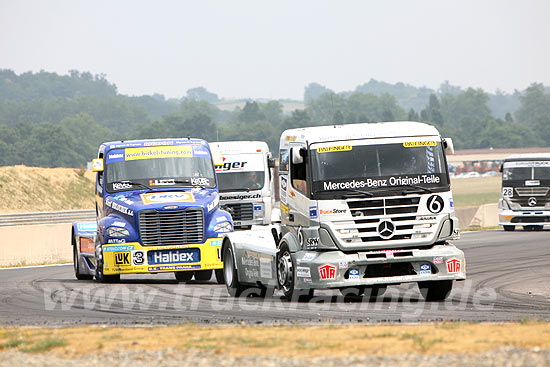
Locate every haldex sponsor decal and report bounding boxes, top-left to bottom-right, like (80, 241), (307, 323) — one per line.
(318, 174), (443, 191)
(220, 193), (261, 201)
(147, 249), (200, 265)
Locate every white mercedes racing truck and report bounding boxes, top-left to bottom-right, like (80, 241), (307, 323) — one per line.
(220, 121), (465, 301)
(498, 154), (550, 231)
(210, 141), (276, 230)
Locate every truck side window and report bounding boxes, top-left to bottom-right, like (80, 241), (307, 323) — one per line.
(290, 149), (307, 195)
(97, 154), (104, 195)
(279, 149), (289, 172)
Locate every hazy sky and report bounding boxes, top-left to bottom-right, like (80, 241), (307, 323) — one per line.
(1, 0), (549, 100)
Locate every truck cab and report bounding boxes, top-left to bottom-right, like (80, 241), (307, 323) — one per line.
(72, 138), (232, 283)
(221, 121), (465, 301)
(210, 141), (276, 229)
(498, 154), (550, 231)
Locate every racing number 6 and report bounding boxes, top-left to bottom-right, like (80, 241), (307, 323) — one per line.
(427, 195), (444, 214)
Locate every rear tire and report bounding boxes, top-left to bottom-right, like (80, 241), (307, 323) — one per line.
(418, 280), (453, 301)
(215, 269), (225, 284)
(503, 225), (515, 232)
(224, 246), (249, 297)
(174, 271), (194, 282)
(194, 269), (213, 282)
(73, 244), (93, 280)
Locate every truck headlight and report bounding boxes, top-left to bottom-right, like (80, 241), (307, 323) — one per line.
(545, 203), (550, 209)
(498, 199), (509, 210)
(107, 227), (130, 237)
(214, 222), (232, 233)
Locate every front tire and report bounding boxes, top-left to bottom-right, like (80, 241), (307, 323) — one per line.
(174, 271), (194, 282)
(277, 243), (314, 302)
(418, 280), (453, 301)
(224, 246), (249, 297)
(503, 225), (515, 232)
(194, 269), (213, 282)
(73, 244), (92, 280)
(94, 256), (120, 283)
(215, 269), (225, 284)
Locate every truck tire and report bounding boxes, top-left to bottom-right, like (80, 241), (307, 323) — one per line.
(418, 280), (453, 301)
(73, 244), (93, 280)
(94, 256), (120, 283)
(174, 271), (193, 282)
(277, 243), (314, 302)
(194, 269), (213, 282)
(503, 225), (515, 232)
(224, 246), (250, 297)
(534, 225), (544, 231)
(215, 269), (225, 284)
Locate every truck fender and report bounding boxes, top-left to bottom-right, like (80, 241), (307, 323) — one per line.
(280, 231), (301, 253)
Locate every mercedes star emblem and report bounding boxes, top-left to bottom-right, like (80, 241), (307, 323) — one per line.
(528, 197), (537, 207)
(378, 220), (395, 239)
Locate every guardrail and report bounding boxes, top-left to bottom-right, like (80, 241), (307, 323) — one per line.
(0, 209), (96, 227)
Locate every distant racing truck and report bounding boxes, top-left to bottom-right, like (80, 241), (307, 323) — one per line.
(498, 154), (550, 231)
(221, 121), (465, 301)
(72, 138), (232, 283)
(210, 141), (276, 229)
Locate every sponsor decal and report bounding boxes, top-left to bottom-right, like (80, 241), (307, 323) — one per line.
(108, 153), (123, 160)
(103, 244), (135, 252)
(296, 266), (311, 278)
(148, 249), (200, 265)
(260, 258), (272, 278)
(309, 206), (318, 219)
(220, 193), (261, 201)
(319, 208), (346, 215)
(143, 141), (174, 147)
(112, 182), (132, 190)
(433, 256), (443, 264)
(527, 180), (541, 187)
(449, 198), (454, 211)
(348, 268), (360, 280)
(253, 204), (262, 212)
(280, 203), (289, 214)
(285, 135), (296, 142)
(163, 205), (178, 209)
(105, 197), (134, 216)
(241, 255), (259, 267)
(207, 195), (219, 212)
(111, 221), (126, 227)
(141, 192), (195, 205)
(210, 239), (222, 247)
(446, 257), (461, 274)
(403, 141), (437, 148)
(280, 176), (288, 205)
(318, 174), (443, 191)
(306, 237), (320, 248)
(191, 177), (209, 186)
(132, 250), (145, 266)
(503, 160), (550, 168)
(316, 145), (352, 153)
(216, 161), (248, 171)
(338, 261), (348, 269)
(114, 252), (131, 266)
(77, 222), (97, 232)
(107, 239), (126, 244)
(125, 145), (193, 161)
(418, 216), (436, 221)
(148, 264), (201, 271)
(318, 264), (337, 280)
(301, 253), (317, 262)
(150, 179), (176, 186)
(419, 263), (431, 275)
(113, 195), (134, 205)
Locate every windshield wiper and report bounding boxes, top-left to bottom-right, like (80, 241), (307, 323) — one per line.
(219, 187), (251, 193)
(398, 184), (434, 194)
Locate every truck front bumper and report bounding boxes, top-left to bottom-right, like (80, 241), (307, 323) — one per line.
(101, 238), (223, 275)
(499, 209), (550, 227)
(292, 243), (466, 290)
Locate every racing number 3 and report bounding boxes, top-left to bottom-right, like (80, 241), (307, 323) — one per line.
(427, 195), (444, 214)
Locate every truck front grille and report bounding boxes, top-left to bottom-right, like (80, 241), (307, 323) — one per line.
(223, 203), (253, 222)
(138, 208), (204, 246)
(514, 187), (549, 196)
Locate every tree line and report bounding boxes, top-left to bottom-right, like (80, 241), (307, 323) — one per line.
(0, 69), (549, 168)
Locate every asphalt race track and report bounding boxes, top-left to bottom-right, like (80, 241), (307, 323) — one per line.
(1, 230), (549, 326)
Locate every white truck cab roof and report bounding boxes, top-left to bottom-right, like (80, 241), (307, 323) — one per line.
(210, 141), (270, 155)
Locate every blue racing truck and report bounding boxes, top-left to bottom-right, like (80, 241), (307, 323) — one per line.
(72, 138), (233, 283)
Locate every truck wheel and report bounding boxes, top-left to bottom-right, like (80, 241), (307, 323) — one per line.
(194, 269), (213, 282)
(418, 280), (453, 301)
(503, 225), (515, 232)
(277, 243), (314, 302)
(215, 269), (225, 284)
(224, 246), (249, 297)
(73, 244), (92, 280)
(174, 271), (193, 282)
(534, 225), (544, 231)
(94, 256), (120, 283)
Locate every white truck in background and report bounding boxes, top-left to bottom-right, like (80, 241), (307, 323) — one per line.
(210, 141), (276, 230)
(220, 121), (465, 301)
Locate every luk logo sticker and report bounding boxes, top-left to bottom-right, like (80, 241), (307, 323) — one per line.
(446, 257), (461, 274)
(318, 264), (336, 280)
(114, 252), (131, 266)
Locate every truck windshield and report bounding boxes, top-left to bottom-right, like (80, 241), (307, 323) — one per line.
(105, 146), (216, 193)
(502, 161), (550, 181)
(215, 153), (265, 192)
(310, 139), (449, 196)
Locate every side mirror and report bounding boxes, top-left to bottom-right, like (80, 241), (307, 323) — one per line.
(292, 147), (305, 164)
(268, 158), (276, 168)
(92, 158), (104, 172)
(442, 138), (455, 155)
(499, 164), (503, 173)
(212, 152), (223, 166)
